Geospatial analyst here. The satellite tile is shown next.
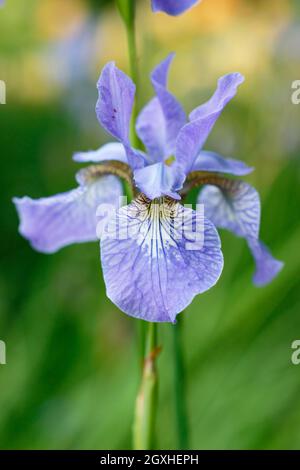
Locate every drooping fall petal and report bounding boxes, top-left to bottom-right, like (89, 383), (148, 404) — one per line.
(101, 195), (223, 322)
(198, 180), (283, 284)
(13, 176), (122, 253)
(247, 238), (284, 286)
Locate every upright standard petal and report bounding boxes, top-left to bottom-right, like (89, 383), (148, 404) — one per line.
(96, 62), (135, 145)
(198, 180), (283, 284)
(134, 162), (186, 200)
(151, 0), (199, 16)
(73, 142), (128, 164)
(176, 73), (244, 173)
(13, 176), (122, 253)
(136, 97), (167, 162)
(247, 238), (284, 286)
(192, 150), (253, 176)
(136, 54), (186, 160)
(101, 195), (223, 322)
(123, 145), (150, 170)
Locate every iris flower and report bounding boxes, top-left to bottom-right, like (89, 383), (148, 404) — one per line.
(13, 54), (283, 322)
(151, 0), (199, 16)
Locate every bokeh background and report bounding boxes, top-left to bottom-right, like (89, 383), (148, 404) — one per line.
(0, 0), (300, 450)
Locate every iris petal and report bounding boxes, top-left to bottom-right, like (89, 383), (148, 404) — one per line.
(13, 176), (122, 253)
(136, 97), (167, 162)
(176, 73), (244, 173)
(73, 143), (128, 164)
(151, 0), (199, 16)
(96, 62), (135, 145)
(134, 162), (185, 200)
(192, 150), (253, 176)
(136, 53), (186, 161)
(198, 180), (283, 284)
(247, 238), (284, 286)
(101, 195), (223, 322)
(199, 181), (260, 239)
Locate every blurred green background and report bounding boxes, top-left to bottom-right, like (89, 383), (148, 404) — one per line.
(0, 0), (300, 450)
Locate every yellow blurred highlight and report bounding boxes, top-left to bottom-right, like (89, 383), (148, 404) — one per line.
(0, 0), (294, 104)
(35, 0), (88, 40)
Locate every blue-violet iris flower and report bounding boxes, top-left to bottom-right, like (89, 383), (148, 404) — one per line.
(13, 54), (283, 323)
(151, 0), (199, 15)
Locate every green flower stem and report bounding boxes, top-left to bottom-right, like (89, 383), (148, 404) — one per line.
(138, 320), (146, 367)
(173, 316), (189, 449)
(116, 0), (139, 148)
(133, 322), (159, 449)
(116, 0), (158, 449)
(116, 0), (145, 364)
(116, 0), (146, 365)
